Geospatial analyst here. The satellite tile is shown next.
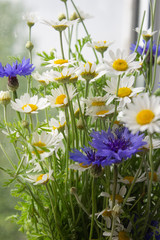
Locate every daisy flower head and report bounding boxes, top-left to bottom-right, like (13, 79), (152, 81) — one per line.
(42, 18), (77, 32)
(32, 70), (54, 86)
(27, 167), (54, 185)
(135, 27), (157, 42)
(22, 12), (39, 27)
(47, 85), (76, 108)
(90, 127), (146, 166)
(122, 93), (160, 133)
(77, 61), (106, 82)
(104, 76), (144, 107)
(118, 171), (146, 185)
(31, 130), (63, 160)
(104, 49), (140, 76)
(70, 8), (93, 22)
(103, 222), (131, 240)
(87, 40), (113, 54)
(100, 184), (135, 206)
(46, 58), (76, 68)
(49, 111), (66, 132)
(143, 135), (160, 150)
(69, 163), (92, 172)
(0, 90), (11, 106)
(11, 93), (49, 114)
(86, 104), (115, 120)
(50, 67), (76, 84)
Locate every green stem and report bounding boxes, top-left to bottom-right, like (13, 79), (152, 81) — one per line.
(0, 143), (16, 169)
(70, 0), (99, 63)
(89, 177), (96, 240)
(13, 91), (22, 121)
(111, 164), (118, 209)
(59, 31), (65, 59)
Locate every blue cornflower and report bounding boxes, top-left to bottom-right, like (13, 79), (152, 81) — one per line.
(90, 127), (146, 166)
(145, 221), (160, 240)
(70, 146), (106, 167)
(0, 63), (5, 77)
(70, 127), (146, 167)
(3, 57), (35, 77)
(130, 40), (160, 56)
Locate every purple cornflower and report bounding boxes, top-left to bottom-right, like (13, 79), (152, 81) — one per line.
(90, 127), (146, 165)
(70, 127), (146, 167)
(130, 40), (160, 56)
(145, 221), (160, 240)
(3, 57), (35, 77)
(0, 57), (35, 91)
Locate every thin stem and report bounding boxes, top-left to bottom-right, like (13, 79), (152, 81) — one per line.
(0, 143), (16, 169)
(89, 177), (96, 240)
(59, 31), (65, 59)
(111, 164), (118, 209)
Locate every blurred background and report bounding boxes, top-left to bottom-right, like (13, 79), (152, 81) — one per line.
(0, 0), (159, 239)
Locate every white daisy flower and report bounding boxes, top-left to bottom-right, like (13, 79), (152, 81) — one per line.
(135, 27), (157, 42)
(46, 58), (76, 68)
(22, 12), (39, 26)
(32, 70), (54, 86)
(11, 93), (50, 114)
(104, 76), (144, 107)
(47, 85), (77, 108)
(118, 171), (146, 185)
(143, 135), (160, 149)
(42, 19), (77, 32)
(69, 163), (91, 172)
(122, 93), (160, 134)
(49, 111), (66, 132)
(103, 223), (132, 240)
(49, 67), (77, 84)
(0, 90), (11, 106)
(72, 100), (84, 118)
(77, 61), (106, 82)
(87, 40), (113, 54)
(31, 130), (63, 160)
(99, 184), (135, 206)
(26, 167), (54, 185)
(86, 104), (115, 119)
(104, 49), (140, 76)
(70, 8), (93, 21)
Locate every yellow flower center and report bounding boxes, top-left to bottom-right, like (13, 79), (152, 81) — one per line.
(32, 141), (46, 155)
(52, 121), (66, 130)
(118, 87), (132, 98)
(136, 109), (155, 125)
(92, 101), (106, 106)
(36, 173), (49, 183)
(55, 94), (66, 105)
(54, 59), (68, 65)
(112, 59), (128, 71)
(79, 163), (90, 168)
(118, 231), (130, 240)
(110, 194), (123, 204)
(22, 104), (38, 112)
(102, 209), (112, 217)
(96, 110), (109, 116)
(149, 172), (158, 182)
(123, 176), (134, 184)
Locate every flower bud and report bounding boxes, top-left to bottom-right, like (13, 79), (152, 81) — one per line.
(27, 22), (35, 28)
(26, 41), (34, 51)
(70, 187), (77, 195)
(8, 76), (19, 91)
(0, 91), (11, 106)
(76, 118), (84, 129)
(22, 120), (29, 129)
(112, 204), (121, 217)
(70, 12), (78, 21)
(154, 88), (160, 97)
(58, 13), (66, 21)
(157, 56), (160, 65)
(90, 164), (103, 178)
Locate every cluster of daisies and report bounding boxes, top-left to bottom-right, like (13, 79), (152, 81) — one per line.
(1, 9), (160, 239)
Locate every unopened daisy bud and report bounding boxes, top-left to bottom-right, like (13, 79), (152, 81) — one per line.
(22, 120), (29, 129)
(112, 204), (121, 217)
(0, 91), (11, 106)
(70, 187), (77, 195)
(8, 76), (19, 91)
(70, 12), (78, 21)
(26, 41), (34, 51)
(154, 88), (160, 97)
(90, 165), (103, 178)
(76, 118), (84, 130)
(157, 56), (160, 65)
(58, 13), (66, 21)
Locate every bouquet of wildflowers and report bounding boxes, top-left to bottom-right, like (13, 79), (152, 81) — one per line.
(1, 0), (160, 239)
